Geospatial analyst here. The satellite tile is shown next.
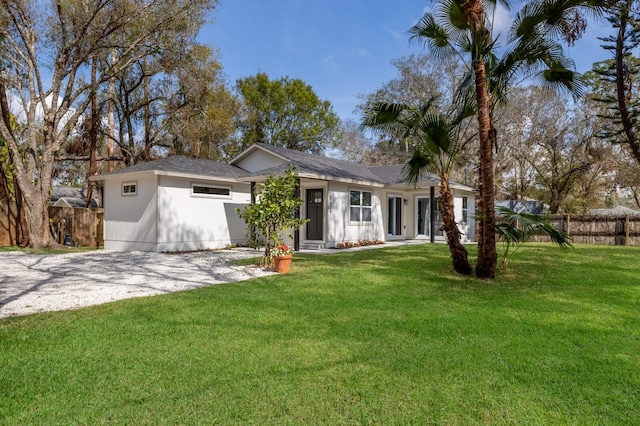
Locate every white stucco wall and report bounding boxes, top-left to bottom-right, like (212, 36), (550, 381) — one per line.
(103, 173), (158, 251)
(156, 176), (251, 252)
(325, 182), (385, 247)
(452, 189), (476, 242)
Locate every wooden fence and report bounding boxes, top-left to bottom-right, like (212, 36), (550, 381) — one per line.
(0, 199), (19, 246)
(0, 199), (103, 247)
(530, 214), (640, 246)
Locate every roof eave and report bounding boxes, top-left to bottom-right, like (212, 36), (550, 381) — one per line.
(90, 170), (246, 183)
(236, 171), (385, 187)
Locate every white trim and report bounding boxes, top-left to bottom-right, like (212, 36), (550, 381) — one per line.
(348, 188), (373, 225)
(386, 193), (404, 238)
(302, 186), (327, 243)
(92, 170), (240, 184)
(122, 181), (137, 196)
(414, 194), (430, 238)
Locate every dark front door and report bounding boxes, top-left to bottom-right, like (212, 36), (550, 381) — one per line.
(306, 189), (324, 240)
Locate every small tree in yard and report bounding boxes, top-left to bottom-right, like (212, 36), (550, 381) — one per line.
(495, 207), (572, 269)
(237, 166), (308, 266)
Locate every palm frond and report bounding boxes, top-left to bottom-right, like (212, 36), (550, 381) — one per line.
(438, 0), (469, 31)
(403, 148), (433, 186)
(496, 206), (572, 247)
(409, 13), (457, 59)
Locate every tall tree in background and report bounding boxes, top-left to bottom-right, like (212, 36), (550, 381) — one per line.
(592, 0), (640, 166)
(410, 0), (607, 278)
(236, 73), (340, 154)
(0, 0), (216, 248)
(356, 54), (472, 167)
(493, 87), (613, 212)
(163, 44), (241, 161)
(332, 119), (373, 163)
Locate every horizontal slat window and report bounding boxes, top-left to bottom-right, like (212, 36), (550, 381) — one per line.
(191, 184), (231, 198)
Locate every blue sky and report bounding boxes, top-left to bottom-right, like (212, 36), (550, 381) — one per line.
(200, 1), (612, 122)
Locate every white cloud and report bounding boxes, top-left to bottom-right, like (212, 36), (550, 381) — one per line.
(10, 93), (79, 135)
(351, 48), (370, 58)
(384, 24), (402, 41)
(487, 2), (515, 43)
(322, 51), (337, 67)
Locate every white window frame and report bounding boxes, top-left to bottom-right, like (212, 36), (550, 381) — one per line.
(122, 181), (137, 196)
(387, 194), (403, 237)
(190, 183), (232, 199)
(349, 189), (373, 223)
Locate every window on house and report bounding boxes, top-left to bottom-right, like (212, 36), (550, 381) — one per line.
(192, 184), (231, 197)
(462, 196), (468, 223)
(122, 182), (137, 196)
(350, 190), (372, 222)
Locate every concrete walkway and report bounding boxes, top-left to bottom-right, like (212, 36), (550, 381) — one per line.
(0, 248), (271, 319)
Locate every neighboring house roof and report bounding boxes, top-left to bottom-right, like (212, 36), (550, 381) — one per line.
(51, 187), (100, 208)
(588, 206), (640, 216)
(91, 156), (250, 182)
(495, 200), (548, 215)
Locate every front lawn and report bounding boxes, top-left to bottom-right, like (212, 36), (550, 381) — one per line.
(1, 244), (638, 424)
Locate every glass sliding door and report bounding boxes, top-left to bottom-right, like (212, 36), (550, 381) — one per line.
(416, 197), (430, 237)
(387, 196), (403, 237)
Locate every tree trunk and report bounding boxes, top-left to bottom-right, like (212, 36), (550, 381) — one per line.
(615, 1), (640, 166)
(21, 190), (50, 248)
(0, 82), (29, 246)
(464, 0), (497, 278)
(86, 59), (99, 208)
(107, 51), (116, 172)
(14, 181), (30, 247)
(439, 175), (472, 275)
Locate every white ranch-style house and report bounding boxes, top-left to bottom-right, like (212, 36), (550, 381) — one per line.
(92, 143), (476, 252)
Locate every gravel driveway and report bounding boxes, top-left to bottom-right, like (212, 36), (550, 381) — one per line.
(0, 249), (273, 319)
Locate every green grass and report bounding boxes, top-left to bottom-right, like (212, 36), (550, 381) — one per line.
(1, 244), (639, 424)
(0, 245), (97, 254)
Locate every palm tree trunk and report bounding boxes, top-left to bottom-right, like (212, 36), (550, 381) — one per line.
(474, 42), (498, 277)
(463, 0), (497, 278)
(439, 175), (472, 275)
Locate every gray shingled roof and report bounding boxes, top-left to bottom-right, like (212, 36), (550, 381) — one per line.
(369, 165), (440, 186)
(93, 145), (476, 191)
(588, 206), (640, 216)
(95, 156), (250, 180)
(250, 143), (385, 183)
(249, 144), (474, 189)
(495, 200), (548, 215)
(50, 187), (100, 208)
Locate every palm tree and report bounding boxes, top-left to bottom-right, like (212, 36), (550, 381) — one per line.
(362, 100), (475, 275)
(409, 0), (608, 278)
(495, 206), (572, 268)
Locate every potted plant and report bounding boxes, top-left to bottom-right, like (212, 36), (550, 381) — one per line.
(270, 244), (294, 273)
(237, 165), (309, 269)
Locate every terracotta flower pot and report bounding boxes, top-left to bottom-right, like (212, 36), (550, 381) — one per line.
(273, 254), (293, 273)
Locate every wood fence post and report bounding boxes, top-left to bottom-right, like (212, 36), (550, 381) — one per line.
(626, 215), (630, 246)
(566, 214), (571, 238)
